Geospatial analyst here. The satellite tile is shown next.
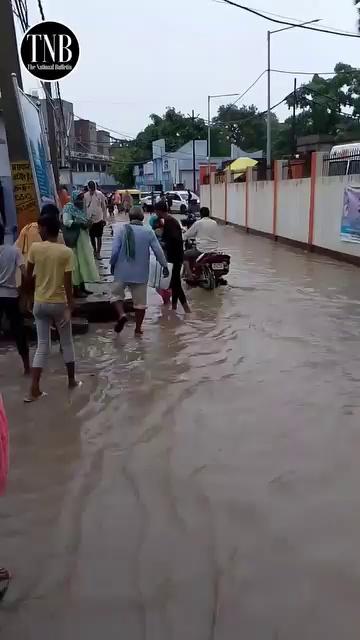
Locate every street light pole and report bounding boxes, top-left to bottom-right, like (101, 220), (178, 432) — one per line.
(266, 30), (271, 173)
(266, 18), (320, 173)
(191, 109), (197, 193)
(207, 95), (212, 214)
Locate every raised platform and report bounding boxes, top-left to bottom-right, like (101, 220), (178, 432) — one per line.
(73, 224), (134, 322)
(0, 221), (134, 345)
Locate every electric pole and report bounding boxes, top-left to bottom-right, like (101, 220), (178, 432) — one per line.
(36, 0), (60, 190)
(292, 77), (297, 156)
(191, 109), (197, 193)
(44, 84), (60, 189)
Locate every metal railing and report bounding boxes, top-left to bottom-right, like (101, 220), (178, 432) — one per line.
(323, 151), (360, 177)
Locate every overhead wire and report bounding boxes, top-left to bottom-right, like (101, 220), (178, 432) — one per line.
(36, 0), (45, 21)
(220, 0), (360, 38)
(272, 68), (360, 76)
(13, 0), (28, 31)
(216, 2), (359, 35)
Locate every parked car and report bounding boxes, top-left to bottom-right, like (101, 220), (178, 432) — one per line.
(140, 192), (161, 212)
(166, 191), (200, 213)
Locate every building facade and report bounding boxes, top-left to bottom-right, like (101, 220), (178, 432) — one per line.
(133, 139), (224, 192)
(133, 139), (263, 192)
(39, 100), (116, 190)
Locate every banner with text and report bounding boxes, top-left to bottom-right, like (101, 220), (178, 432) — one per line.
(341, 186), (360, 243)
(11, 161), (38, 230)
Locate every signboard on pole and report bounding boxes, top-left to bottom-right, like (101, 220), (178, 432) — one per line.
(341, 186), (360, 243)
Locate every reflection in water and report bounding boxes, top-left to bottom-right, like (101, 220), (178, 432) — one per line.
(2, 227), (360, 638)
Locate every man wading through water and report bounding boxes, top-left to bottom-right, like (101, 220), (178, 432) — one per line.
(84, 181), (107, 259)
(155, 200), (191, 313)
(110, 207), (169, 336)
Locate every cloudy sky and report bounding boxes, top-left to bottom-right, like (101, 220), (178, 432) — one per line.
(20, 0), (360, 139)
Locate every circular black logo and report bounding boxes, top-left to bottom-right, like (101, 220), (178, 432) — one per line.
(20, 21), (79, 81)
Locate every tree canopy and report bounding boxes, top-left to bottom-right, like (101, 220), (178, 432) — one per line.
(287, 63), (360, 136)
(111, 63), (360, 185)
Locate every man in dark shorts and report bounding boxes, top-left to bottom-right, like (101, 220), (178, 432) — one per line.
(84, 180), (107, 259)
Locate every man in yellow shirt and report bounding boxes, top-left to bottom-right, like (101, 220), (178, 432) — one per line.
(25, 215), (80, 402)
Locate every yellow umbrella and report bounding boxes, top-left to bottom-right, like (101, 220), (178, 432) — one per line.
(228, 157), (258, 172)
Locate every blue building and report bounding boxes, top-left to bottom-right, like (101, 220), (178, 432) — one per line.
(134, 138), (262, 192)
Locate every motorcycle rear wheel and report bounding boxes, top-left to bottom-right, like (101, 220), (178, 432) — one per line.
(201, 267), (216, 290)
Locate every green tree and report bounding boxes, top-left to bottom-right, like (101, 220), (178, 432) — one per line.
(212, 104), (269, 152)
(111, 146), (137, 187)
(111, 107), (211, 185)
(286, 63), (360, 138)
(134, 107), (208, 156)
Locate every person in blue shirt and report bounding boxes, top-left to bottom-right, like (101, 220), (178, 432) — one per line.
(110, 207), (169, 336)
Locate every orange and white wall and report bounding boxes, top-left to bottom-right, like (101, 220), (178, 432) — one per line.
(200, 152), (360, 261)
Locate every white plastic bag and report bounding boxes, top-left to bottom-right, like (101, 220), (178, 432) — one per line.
(148, 257), (172, 289)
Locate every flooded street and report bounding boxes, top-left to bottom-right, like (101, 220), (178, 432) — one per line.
(2, 224), (360, 639)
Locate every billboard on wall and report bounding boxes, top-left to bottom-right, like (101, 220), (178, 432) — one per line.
(341, 186), (360, 243)
(9, 76), (58, 230)
(18, 89), (57, 204)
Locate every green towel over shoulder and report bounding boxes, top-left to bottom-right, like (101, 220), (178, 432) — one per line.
(124, 224), (136, 261)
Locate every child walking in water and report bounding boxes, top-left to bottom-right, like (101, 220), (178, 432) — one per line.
(25, 215), (80, 402)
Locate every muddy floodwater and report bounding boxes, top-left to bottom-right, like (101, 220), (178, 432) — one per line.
(2, 225), (360, 639)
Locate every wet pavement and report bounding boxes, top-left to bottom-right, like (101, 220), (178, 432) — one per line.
(2, 225), (360, 639)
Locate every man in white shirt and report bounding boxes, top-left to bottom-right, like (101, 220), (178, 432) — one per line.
(84, 180), (107, 259)
(183, 206), (219, 278)
(184, 206), (218, 252)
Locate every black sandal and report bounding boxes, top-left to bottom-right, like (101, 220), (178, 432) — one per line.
(0, 568), (11, 601)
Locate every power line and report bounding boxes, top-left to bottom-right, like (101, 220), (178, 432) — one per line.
(272, 68), (360, 76)
(273, 69), (341, 77)
(73, 115), (136, 141)
(73, 69), (267, 143)
(221, 0), (360, 38)
(218, 2), (359, 35)
(216, 69), (267, 111)
(36, 0), (45, 21)
(12, 0), (28, 30)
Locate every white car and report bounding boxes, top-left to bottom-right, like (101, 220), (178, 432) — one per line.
(166, 191), (200, 213)
(140, 192), (161, 210)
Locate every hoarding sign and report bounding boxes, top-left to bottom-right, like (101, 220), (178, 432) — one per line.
(11, 161), (38, 230)
(341, 186), (360, 243)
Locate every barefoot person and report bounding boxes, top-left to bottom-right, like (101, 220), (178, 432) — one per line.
(0, 224), (30, 374)
(155, 201), (190, 313)
(25, 215), (79, 402)
(84, 180), (107, 259)
(110, 206), (169, 336)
